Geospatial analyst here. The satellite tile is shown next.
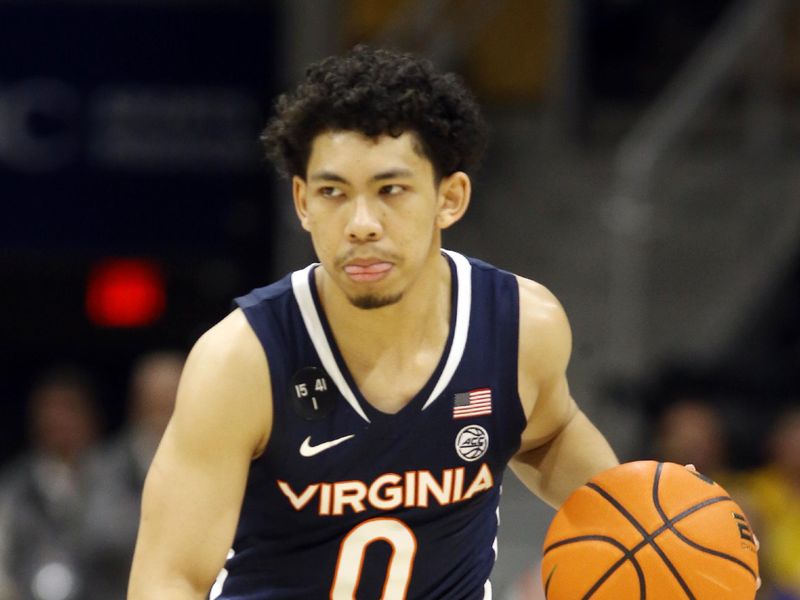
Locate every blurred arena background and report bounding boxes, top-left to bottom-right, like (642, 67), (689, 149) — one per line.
(0, 0), (798, 598)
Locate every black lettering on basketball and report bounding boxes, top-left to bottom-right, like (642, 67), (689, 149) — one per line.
(733, 513), (755, 543)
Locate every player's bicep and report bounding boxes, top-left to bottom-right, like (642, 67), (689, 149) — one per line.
(511, 279), (617, 505)
(129, 310), (270, 597)
(514, 277), (576, 454)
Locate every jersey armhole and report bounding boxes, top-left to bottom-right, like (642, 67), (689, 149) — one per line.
(235, 303), (287, 464)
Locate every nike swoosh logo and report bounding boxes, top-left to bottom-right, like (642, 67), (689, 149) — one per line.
(299, 434), (355, 457)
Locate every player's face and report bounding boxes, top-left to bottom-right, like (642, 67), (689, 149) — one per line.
(293, 130), (469, 309)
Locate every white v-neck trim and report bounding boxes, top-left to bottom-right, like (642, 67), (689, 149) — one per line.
(290, 250), (472, 422)
(291, 264), (371, 423)
(422, 250), (472, 410)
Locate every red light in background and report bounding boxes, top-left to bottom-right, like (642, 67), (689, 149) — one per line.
(86, 258), (166, 327)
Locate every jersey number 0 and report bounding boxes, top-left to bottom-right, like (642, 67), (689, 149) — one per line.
(330, 517), (417, 600)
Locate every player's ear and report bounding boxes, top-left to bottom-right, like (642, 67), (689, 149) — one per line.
(436, 171), (471, 229)
(292, 175), (311, 232)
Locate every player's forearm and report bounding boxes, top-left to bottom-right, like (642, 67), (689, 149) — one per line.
(511, 409), (618, 508)
(128, 542), (215, 600)
(128, 572), (211, 600)
(127, 523), (225, 600)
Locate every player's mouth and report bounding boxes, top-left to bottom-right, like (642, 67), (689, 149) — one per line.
(343, 260), (394, 283)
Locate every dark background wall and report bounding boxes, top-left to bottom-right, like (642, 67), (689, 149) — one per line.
(0, 0), (281, 456)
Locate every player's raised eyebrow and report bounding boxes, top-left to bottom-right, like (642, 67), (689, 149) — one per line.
(309, 168), (414, 184)
(370, 168), (414, 182)
(309, 170), (350, 184)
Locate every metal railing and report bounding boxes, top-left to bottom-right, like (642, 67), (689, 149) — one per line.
(604, 0), (789, 380)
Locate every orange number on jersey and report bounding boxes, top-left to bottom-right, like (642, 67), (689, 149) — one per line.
(330, 517), (418, 600)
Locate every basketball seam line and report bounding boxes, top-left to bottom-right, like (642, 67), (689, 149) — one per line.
(541, 496), (732, 557)
(586, 480), (694, 599)
(632, 495), (732, 551)
(652, 463), (758, 581)
(580, 540), (646, 600)
(543, 535), (646, 600)
(544, 564), (556, 598)
(650, 462), (698, 600)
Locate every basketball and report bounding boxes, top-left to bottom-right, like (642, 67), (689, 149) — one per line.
(541, 461), (759, 599)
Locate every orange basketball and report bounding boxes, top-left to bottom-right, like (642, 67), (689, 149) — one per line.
(541, 461), (759, 599)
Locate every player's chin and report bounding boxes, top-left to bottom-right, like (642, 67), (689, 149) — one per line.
(348, 291), (403, 310)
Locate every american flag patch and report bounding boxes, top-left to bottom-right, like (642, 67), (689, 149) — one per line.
(453, 388), (492, 419)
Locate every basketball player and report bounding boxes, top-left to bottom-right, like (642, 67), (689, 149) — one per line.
(128, 46), (618, 599)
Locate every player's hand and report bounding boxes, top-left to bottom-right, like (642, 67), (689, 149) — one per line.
(753, 532), (761, 590)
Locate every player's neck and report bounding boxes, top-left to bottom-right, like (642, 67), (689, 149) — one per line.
(317, 251), (452, 366)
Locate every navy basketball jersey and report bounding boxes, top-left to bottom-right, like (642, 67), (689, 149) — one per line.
(212, 250), (527, 600)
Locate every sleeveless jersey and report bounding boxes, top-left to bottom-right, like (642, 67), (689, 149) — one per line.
(213, 250), (527, 600)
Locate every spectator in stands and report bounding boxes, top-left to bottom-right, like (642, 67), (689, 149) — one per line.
(740, 406), (800, 600)
(650, 397), (731, 480)
(0, 367), (102, 600)
(82, 350), (184, 600)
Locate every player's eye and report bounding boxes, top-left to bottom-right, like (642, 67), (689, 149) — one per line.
(379, 184), (405, 196)
(319, 186), (344, 198)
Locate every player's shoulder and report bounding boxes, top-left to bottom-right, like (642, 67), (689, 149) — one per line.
(176, 309), (271, 454)
(514, 275), (569, 329)
(513, 275), (572, 367)
(461, 254), (570, 350)
(182, 309), (270, 403)
(192, 309), (263, 367)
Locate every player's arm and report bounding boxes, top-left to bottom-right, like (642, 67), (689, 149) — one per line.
(509, 277), (618, 508)
(128, 309), (271, 599)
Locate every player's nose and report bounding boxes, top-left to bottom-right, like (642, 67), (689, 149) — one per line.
(345, 195), (383, 242)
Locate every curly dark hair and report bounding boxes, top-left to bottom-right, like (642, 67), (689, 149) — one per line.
(261, 45), (487, 180)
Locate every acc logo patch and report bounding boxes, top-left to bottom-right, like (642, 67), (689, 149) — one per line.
(455, 425), (489, 462)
